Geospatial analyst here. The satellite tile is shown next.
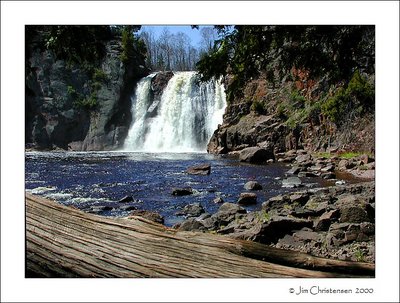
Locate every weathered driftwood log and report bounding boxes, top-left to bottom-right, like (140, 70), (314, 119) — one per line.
(26, 193), (374, 278)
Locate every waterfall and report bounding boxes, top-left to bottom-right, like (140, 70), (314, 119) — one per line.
(123, 71), (226, 152)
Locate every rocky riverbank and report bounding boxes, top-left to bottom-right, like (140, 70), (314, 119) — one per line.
(167, 151), (375, 263)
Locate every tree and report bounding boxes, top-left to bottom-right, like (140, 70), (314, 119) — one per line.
(196, 25), (375, 91)
(199, 27), (218, 55)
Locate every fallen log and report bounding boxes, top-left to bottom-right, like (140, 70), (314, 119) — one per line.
(25, 193), (374, 278)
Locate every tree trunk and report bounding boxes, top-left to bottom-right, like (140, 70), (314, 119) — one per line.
(26, 193), (374, 278)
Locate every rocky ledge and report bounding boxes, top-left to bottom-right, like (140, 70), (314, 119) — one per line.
(174, 181), (375, 263)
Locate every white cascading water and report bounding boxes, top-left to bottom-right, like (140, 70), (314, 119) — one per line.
(123, 71), (226, 152)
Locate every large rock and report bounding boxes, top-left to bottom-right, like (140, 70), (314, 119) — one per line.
(262, 195), (288, 210)
(186, 163), (211, 175)
(232, 216), (313, 244)
(295, 153), (311, 164)
(244, 181), (263, 190)
(151, 71), (174, 101)
(213, 197), (224, 204)
(339, 206), (373, 223)
(314, 209), (340, 231)
(202, 203), (247, 230)
(237, 192), (257, 205)
(175, 203), (205, 217)
(239, 147), (274, 164)
(171, 187), (193, 196)
(293, 229), (322, 242)
(177, 218), (206, 231)
(286, 166), (301, 175)
(218, 202), (247, 214)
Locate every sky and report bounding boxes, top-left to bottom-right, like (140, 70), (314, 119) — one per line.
(139, 25), (213, 48)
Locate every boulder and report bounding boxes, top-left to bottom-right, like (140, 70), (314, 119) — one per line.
(239, 147), (274, 164)
(237, 192), (257, 205)
(339, 206), (372, 223)
(295, 154), (311, 164)
(128, 209), (164, 224)
(186, 163), (211, 175)
(359, 154), (373, 165)
(197, 213), (211, 221)
(321, 164), (335, 172)
(289, 192), (309, 205)
(286, 166), (301, 175)
(314, 209), (339, 231)
(262, 195), (287, 210)
(218, 202), (247, 214)
(244, 181), (263, 190)
(360, 222), (375, 235)
(293, 228), (322, 242)
(213, 197), (224, 204)
(204, 203), (247, 229)
(177, 218), (206, 231)
(151, 71), (174, 100)
(290, 207), (316, 218)
(175, 203), (205, 217)
(344, 224), (361, 242)
(231, 216), (313, 244)
(171, 187), (193, 196)
(338, 159), (355, 170)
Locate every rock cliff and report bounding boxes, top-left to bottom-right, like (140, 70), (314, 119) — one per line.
(208, 68), (375, 156)
(204, 26), (375, 156)
(25, 28), (148, 150)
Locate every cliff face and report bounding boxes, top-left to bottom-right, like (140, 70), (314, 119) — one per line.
(208, 61), (374, 156)
(208, 73), (375, 155)
(202, 26), (375, 156)
(25, 32), (148, 151)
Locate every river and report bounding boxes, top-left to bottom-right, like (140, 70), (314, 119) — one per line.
(25, 151), (331, 226)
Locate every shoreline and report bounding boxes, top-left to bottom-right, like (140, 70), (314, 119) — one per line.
(25, 148), (375, 264)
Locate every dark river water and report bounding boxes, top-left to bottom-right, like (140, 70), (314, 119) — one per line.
(25, 151), (333, 226)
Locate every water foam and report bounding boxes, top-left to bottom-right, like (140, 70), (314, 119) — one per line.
(123, 72), (226, 152)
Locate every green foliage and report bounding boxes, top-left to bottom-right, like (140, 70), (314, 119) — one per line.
(119, 26), (147, 64)
(67, 85), (77, 97)
(313, 152), (331, 159)
(354, 249), (366, 262)
(257, 210), (271, 222)
(289, 90), (307, 105)
(74, 95), (98, 110)
(284, 93), (322, 130)
(250, 100), (265, 114)
(321, 87), (348, 122)
(68, 79), (102, 111)
(321, 70), (374, 123)
(276, 103), (287, 118)
(197, 39), (230, 81)
(43, 25), (112, 65)
(93, 68), (108, 82)
(91, 81), (102, 91)
(120, 28), (134, 63)
(196, 25), (374, 101)
(347, 70), (374, 109)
